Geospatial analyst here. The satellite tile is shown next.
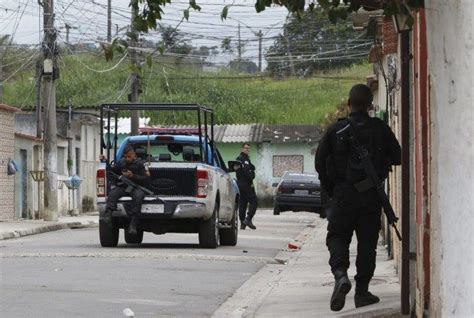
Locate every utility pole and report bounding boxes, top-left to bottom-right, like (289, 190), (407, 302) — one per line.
(283, 29), (295, 76)
(35, 60), (42, 138)
(0, 45), (3, 102)
(42, 0), (59, 221)
(237, 23), (242, 72)
(107, 0), (112, 42)
(129, 5), (139, 135)
(257, 30), (263, 73)
(64, 23), (71, 43)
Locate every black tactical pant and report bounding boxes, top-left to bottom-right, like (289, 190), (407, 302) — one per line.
(326, 184), (381, 293)
(106, 186), (145, 217)
(238, 184), (257, 222)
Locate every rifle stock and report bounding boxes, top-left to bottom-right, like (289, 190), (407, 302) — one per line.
(108, 170), (154, 195)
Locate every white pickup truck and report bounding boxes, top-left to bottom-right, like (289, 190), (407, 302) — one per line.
(97, 104), (240, 248)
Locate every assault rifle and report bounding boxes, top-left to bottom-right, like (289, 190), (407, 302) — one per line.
(337, 121), (402, 241)
(107, 170), (154, 195)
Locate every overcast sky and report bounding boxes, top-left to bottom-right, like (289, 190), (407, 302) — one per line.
(0, 0), (290, 62)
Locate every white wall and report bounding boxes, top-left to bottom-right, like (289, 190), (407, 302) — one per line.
(255, 143), (318, 202)
(425, 1), (474, 316)
(80, 124), (101, 212)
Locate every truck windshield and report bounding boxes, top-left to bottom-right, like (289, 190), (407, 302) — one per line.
(121, 142), (204, 163)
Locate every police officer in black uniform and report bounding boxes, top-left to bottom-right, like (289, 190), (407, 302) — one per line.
(315, 84), (401, 311)
(236, 143), (257, 230)
(104, 146), (150, 235)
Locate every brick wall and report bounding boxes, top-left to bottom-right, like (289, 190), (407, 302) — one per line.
(383, 16), (398, 55)
(0, 104), (20, 220)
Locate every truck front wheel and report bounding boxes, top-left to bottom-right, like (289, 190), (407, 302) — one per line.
(220, 200), (238, 246)
(199, 201), (219, 248)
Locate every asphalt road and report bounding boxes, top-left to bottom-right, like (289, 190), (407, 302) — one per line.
(0, 209), (319, 318)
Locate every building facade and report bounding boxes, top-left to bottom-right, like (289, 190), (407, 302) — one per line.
(0, 104), (20, 220)
(13, 110), (101, 219)
(363, 1), (474, 316)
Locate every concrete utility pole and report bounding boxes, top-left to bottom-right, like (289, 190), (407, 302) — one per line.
(257, 30), (263, 73)
(283, 29), (295, 76)
(64, 23), (71, 43)
(107, 0), (112, 42)
(237, 23), (242, 71)
(42, 0), (59, 221)
(129, 5), (139, 135)
(0, 46), (3, 102)
(35, 60), (43, 138)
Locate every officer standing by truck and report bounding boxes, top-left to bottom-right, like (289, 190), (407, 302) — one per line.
(236, 143), (258, 230)
(103, 146), (150, 235)
(315, 84), (401, 311)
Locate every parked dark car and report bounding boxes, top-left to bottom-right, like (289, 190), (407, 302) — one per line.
(272, 171), (325, 217)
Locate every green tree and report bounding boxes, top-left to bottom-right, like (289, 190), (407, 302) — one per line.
(220, 37), (234, 63)
(265, 8), (370, 77)
(129, 0), (423, 34)
(158, 24), (192, 55)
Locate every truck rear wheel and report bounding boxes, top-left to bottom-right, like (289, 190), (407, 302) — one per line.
(124, 230), (144, 244)
(220, 200), (238, 246)
(199, 201), (219, 248)
(99, 218), (119, 247)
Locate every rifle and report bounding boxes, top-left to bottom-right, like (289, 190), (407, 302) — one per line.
(107, 170), (154, 196)
(337, 121), (402, 241)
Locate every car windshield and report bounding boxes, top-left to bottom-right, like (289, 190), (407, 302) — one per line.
(283, 172), (318, 182)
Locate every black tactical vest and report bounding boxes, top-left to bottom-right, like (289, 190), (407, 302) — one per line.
(332, 117), (389, 183)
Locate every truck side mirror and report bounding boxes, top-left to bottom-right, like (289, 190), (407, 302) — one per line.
(227, 160), (242, 173)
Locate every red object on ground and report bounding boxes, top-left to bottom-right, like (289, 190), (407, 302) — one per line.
(288, 243), (300, 250)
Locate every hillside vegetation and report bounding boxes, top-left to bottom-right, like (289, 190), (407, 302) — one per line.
(4, 53), (371, 124)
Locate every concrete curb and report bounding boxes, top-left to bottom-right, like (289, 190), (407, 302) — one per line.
(0, 220), (98, 241)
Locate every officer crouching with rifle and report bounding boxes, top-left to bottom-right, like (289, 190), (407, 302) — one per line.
(102, 146), (151, 235)
(315, 84), (401, 312)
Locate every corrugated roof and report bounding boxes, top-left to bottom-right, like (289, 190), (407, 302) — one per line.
(219, 124), (263, 143)
(109, 120), (320, 144)
(262, 125), (322, 144)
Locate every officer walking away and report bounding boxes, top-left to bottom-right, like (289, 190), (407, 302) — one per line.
(236, 143), (258, 230)
(315, 84), (401, 311)
(103, 146), (150, 235)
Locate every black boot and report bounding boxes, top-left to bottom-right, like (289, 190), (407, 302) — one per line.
(128, 217), (138, 235)
(330, 271), (352, 312)
(240, 221), (246, 230)
(354, 291), (380, 308)
(244, 218), (256, 230)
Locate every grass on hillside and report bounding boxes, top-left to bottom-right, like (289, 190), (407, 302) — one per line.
(4, 53), (371, 124)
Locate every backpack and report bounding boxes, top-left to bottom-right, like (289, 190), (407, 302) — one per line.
(333, 118), (389, 184)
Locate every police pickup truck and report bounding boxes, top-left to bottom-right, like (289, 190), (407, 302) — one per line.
(97, 104), (240, 248)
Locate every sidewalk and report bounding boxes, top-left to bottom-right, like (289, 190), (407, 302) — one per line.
(213, 216), (404, 318)
(0, 213), (99, 240)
